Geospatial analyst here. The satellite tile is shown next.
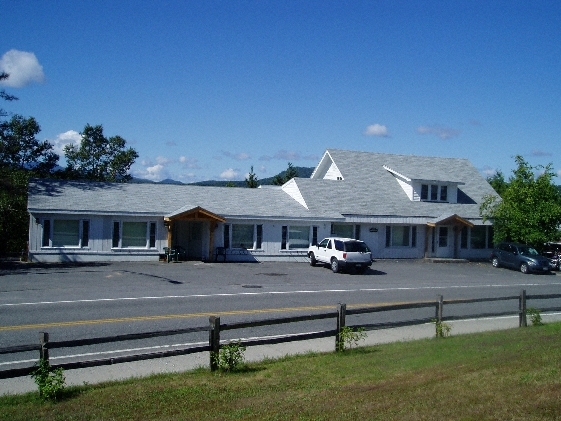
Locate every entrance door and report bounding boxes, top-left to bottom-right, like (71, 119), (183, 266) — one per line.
(187, 222), (203, 259)
(436, 226), (454, 258)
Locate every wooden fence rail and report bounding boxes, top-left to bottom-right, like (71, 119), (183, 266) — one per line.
(1, 290), (560, 379)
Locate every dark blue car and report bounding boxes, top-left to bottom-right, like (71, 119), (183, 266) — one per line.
(490, 242), (550, 274)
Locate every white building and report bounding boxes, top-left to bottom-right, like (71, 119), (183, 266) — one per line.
(27, 149), (497, 263)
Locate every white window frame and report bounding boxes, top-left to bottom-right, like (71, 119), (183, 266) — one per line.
(420, 183), (449, 203)
(224, 224), (263, 250)
(385, 225), (417, 248)
(281, 225), (312, 250)
(112, 220), (157, 249)
(42, 218), (90, 248)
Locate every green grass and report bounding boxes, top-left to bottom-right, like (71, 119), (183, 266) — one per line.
(2, 323), (561, 420)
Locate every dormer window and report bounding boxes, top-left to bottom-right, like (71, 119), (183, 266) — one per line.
(421, 184), (449, 202)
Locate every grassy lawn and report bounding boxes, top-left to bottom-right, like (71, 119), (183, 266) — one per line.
(1, 323), (560, 420)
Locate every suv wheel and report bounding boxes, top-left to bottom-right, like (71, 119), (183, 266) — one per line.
(330, 258), (339, 273)
(491, 257), (500, 268)
(309, 253), (316, 266)
(520, 263), (529, 274)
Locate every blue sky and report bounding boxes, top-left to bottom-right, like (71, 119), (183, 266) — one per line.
(2, 1), (560, 183)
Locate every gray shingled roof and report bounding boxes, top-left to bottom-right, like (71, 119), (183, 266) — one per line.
(27, 179), (336, 220)
(27, 149), (497, 223)
(293, 149), (497, 220)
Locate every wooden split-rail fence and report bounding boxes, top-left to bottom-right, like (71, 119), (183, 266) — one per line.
(1, 290), (560, 379)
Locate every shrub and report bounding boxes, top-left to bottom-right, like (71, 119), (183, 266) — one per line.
(30, 358), (66, 402)
(337, 326), (367, 351)
(433, 320), (452, 338)
(213, 341), (246, 372)
(527, 307), (544, 326)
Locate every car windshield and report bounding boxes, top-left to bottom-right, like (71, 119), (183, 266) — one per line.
(344, 241), (370, 253)
(518, 246), (539, 256)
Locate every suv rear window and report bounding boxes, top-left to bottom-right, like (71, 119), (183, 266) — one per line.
(344, 241), (370, 253)
(334, 240), (345, 251)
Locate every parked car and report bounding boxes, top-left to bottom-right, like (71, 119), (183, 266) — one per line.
(490, 242), (551, 274)
(308, 237), (373, 273)
(542, 242), (561, 271)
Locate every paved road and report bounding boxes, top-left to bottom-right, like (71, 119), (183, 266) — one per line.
(1, 259), (560, 395)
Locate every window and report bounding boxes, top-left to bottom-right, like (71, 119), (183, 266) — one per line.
(256, 225), (263, 249)
(440, 185), (448, 202)
(53, 220), (79, 246)
(430, 185), (438, 201)
(470, 226), (486, 249)
(112, 222), (120, 248)
(312, 226), (318, 246)
(288, 226), (309, 249)
(420, 184), (449, 202)
(42, 219), (90, 248)
(82, 220), (90, 248)
(122, 222), (148, 248)
(223, 224), (230, 249)
(385, 225), (416, 247)
(461, 226), (468, 249)
(112, 221), (156, 248)
(461, 226), (491, 249)
(232, 224), (254, 249)
(281, 225), (310, 250)
(438, 227), (448, 247)
(149, 222), (156, 248)
(42, 219), (50, 247)
(331, 224), (354, 238)
(354, 225), (361, 240)
(421, 184), (429, 200)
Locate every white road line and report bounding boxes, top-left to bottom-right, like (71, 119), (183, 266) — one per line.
(1, 282), (560, 307)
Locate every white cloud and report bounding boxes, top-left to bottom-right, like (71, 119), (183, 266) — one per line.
(155, 156), (171, 165)
(531, 149), (552, 157)
(50, 130), (81, 156)
(219, 168), (239, 180)
(0, 50), (45, 87)
(363, 124), (388, 137)
(259, 150), (301, 161)
(416, 125), (460, 140)
(179, 156), (200, 169)
(222, 151), (251, 160)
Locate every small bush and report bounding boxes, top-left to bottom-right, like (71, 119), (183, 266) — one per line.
(30, 359), (66, 402)
(213, 341), (246, 372)
(527, 308), (544, 326)
(337, 326), (367, 351)
(433, 319), (452, 338)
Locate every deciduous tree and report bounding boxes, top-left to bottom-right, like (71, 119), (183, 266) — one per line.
(480, 155), (561, 247)
(64, 124), (138, 182)
(0, 115), (58, 176)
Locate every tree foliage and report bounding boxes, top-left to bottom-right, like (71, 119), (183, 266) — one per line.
(480, 155), (561, 247)
(0, 115), (59, 176)
(245, 165), (259, 188)
(486, 170), (508, 197)
(64, 124), (138, 182)
(0, 72), (18, 118)
(272, 162), (298, 185)
(0, 167), (29, 256)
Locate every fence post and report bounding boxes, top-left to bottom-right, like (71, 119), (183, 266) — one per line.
(519, 290), (527, 327)
(436, 295), (443, 323)
(336, 303), (346, 352)
(209, 316), (220, 371)
(39, 332), (49, 362)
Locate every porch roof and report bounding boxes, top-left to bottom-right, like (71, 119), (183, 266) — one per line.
(426, 213), (474, 227)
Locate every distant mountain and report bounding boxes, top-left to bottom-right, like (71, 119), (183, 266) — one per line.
(191, 166), (315, 187)
(131, 166), (315, 187)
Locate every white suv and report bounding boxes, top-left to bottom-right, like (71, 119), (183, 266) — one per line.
(308, 237), (373, 274)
